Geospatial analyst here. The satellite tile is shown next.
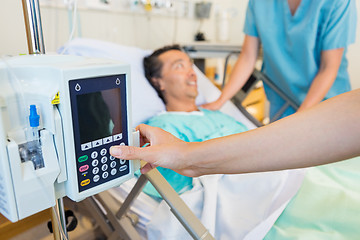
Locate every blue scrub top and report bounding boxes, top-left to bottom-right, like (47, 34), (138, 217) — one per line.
(244, 0), (357, 119)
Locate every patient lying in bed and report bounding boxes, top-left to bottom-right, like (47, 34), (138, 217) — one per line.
(61, 38), (306, 239)
(139, 45), (248, 199)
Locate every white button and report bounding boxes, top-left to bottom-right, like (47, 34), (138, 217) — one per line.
(103, 136), (113, 144)
(81, 142), (92, 151)
(92, 139), (103, 148)
(113, 133), (123, 141)
(102, 164), (108, 171)
(110, 155), (115, 161)
(101, 156), (108, 164)
(120, 142), (125, 146)
(120, 159), (126, 165)
(100, 148), (107, 156)
(102, 172), (109, 179)
(92, 167), (99, 175)
(93, 175), (100, 182)
(92, 159), (99, 167)
(119, 165), (128, 172)
(111, 169), (117, 175)
(91, 151), (98, 159)
(110, 161), (116, 168)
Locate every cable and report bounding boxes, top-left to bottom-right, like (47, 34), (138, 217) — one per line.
(52, 206), (70, 240)
(59, 0), (78, 55)
(36, 161), (70, 240)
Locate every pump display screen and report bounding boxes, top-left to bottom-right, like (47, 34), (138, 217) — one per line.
(69, 74), (130, 193)
(76, 89), (122, 144)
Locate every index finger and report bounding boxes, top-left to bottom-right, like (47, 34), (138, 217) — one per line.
(110, 145), (143, 161)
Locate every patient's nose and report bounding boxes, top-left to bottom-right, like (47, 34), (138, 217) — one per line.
(187, 67), (196, 77)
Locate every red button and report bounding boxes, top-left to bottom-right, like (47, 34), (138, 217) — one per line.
(79, 165), (89, 172)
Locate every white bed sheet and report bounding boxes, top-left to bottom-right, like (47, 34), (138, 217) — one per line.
(60, 38), (305, 240)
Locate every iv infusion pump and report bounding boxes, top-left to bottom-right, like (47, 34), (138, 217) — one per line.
(0, 55), (140, 222)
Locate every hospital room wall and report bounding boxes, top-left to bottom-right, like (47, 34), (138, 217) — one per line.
(347, 2), (360, 90)
(1, 0), (360, 89)
(38, 0), (248, 50)
(0, 0), (247, 52)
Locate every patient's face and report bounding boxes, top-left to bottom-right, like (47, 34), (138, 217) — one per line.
(157, 50), (198, 102)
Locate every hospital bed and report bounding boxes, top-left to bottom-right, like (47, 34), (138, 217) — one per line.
(60, 38), (360, 240)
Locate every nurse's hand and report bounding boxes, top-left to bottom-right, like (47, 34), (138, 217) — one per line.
(201, 99), (223, 110)
(110, 124), (196, 176)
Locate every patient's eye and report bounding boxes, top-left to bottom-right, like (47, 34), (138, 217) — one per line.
(174, 62), (185, 69)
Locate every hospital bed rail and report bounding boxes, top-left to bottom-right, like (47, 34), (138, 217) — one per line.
(222, 51), (299, 124)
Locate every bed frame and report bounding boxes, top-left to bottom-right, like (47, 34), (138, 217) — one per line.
(81, 166), (214, 240)
(221, 51), (299, 124)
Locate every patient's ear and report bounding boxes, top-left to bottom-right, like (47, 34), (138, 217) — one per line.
(152, 77), (165, 91)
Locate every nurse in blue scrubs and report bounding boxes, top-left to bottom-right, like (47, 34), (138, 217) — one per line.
(203, 0), (357, 120)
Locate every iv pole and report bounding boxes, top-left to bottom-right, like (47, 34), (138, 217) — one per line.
(21, 0), (46, 54)
(21, 1), (67, 239)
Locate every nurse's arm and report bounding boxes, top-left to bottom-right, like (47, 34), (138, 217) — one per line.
(298, 48), (344, 112)
(110, 89), (360, 177)
(201, 35), (260, 110)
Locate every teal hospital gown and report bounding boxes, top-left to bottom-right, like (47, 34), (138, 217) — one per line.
(140, 108), (248, 200)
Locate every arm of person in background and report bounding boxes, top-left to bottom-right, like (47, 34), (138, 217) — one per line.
(297, 48), (344, 112)
(111, 89), (360, 177)
(201, 35), (260, 110)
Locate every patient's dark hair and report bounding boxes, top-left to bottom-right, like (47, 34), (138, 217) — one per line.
(143, 44), (183, 104)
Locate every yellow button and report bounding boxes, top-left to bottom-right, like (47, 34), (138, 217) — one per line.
(80, 179), (90, 186)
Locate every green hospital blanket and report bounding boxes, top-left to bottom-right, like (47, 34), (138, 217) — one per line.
(265, 157), (360, 240)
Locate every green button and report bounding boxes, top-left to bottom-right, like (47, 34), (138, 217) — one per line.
(78, 155), (88, 162)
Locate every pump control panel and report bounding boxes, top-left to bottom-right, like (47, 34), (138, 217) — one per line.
(69, 75), (130, 193)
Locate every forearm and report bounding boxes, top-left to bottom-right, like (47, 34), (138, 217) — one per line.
(298, 69), (337, 111)
(111, 91), (359, 177)
(189, 89), (360, 175)
(218, 36), (259, 105)
(299, 48), (344, 111)
(218, 53), (256, 104)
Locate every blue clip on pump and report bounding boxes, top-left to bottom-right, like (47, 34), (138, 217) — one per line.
(29, 104), (40, 128)
(24, 104), (44, 169)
